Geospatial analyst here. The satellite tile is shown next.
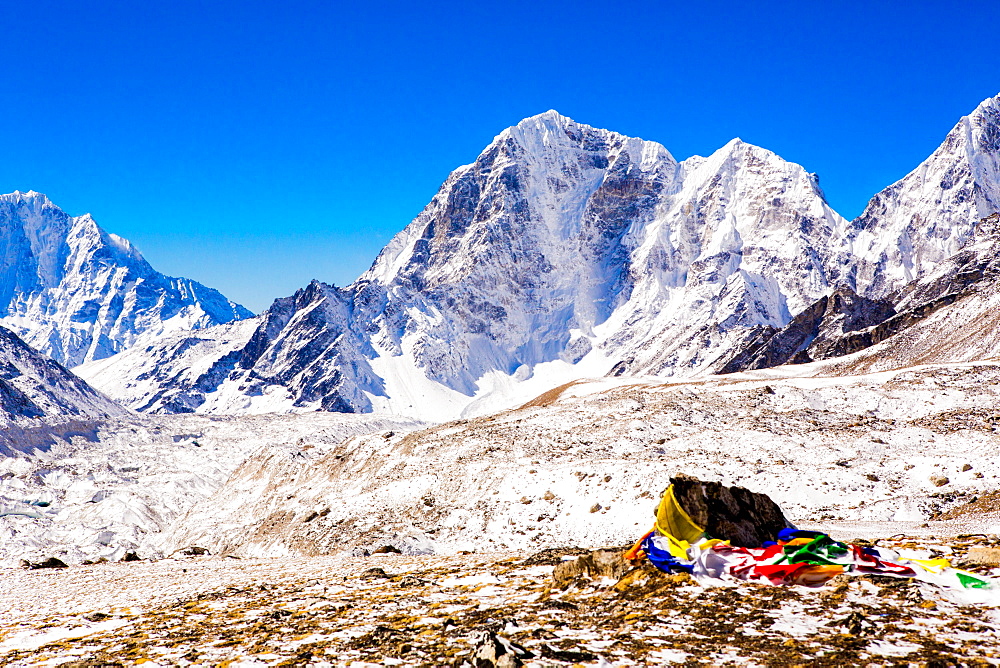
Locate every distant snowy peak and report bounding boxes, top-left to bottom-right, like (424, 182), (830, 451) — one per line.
(0, 191), (253, 367)
(599, 134), (851, 376)
(850, 93), (1000, 295)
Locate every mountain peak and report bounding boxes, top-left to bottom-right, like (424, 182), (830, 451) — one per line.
(971, 92), (1000, 116)
(516, 109), (572, 126)
(0, 193), (252, 366)
(2, 190), (55, 208)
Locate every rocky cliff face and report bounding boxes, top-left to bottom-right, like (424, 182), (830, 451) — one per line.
(82, 96), (1000, 417)
(0, 191), (253, 367)
(0, 323), (123, 423)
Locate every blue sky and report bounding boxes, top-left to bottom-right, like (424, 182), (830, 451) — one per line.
(2, 0), (999, 312)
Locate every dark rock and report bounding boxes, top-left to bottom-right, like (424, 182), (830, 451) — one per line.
(120, 551), (141, 562)
(372, 545), (402, 554)
(669, 474), (793, 547)
(539, 643), (597, 662)
(84, 612), (111, 622)
(397, 575), (429, 587)
(360, 567), (390, 579)
(718, 286), (896, 373)
(23, 557), (68, 569)
(177, 546), (210, 557)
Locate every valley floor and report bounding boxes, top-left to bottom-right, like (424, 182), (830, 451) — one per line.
(1, 530), (999, 667)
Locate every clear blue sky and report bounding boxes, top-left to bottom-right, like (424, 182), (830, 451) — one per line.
(2, 0), (998, 313)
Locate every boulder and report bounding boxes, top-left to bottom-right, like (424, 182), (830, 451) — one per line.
(552, 548), (629, 587)
(669, 474), (793, 547)
(962, 547), (1000, 567)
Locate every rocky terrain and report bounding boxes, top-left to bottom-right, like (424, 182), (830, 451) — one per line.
(0, 412), (424, 568)
(151, 360), (1000, 560)
(0, 190), (251, 368)
(3, 96), (1000, 667)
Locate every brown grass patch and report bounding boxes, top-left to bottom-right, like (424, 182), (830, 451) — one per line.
(519, 380), (586, 409)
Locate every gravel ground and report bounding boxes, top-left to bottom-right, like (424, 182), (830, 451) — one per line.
(2, 533), (999, 667)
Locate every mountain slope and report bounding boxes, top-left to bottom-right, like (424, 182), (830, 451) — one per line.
(0, 324), (123, 424)
(160, 362), (1000, 558)
(0, 191), (253, 367)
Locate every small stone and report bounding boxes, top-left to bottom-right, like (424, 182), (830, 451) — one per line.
(919, 599), (937, 609)
(929, 475), (949, 487)
(372, 545), (401, 554)
(121, 551), (141, 562)
(543, 491), (556, 501)
(360, 567), (390, 579)
(865, 474), (879, 482)
(520, 496), (532, 504)
(589, 504), (602, 513)
(962, 463), (973, 472)
(24, 557), (68, 569)
(470, 630), (531, 667)
(179, 546), (209, 557)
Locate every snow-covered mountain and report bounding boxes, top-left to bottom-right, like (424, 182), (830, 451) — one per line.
(0, 324), (122, 425)
(0, 191), (253, 367)
(80, 95), (1000, 418)
(848, 94), (1000, 296)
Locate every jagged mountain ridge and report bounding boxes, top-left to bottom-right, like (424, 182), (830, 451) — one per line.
(80, 95), (1000, 418)
(0, 191), (253, 367)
